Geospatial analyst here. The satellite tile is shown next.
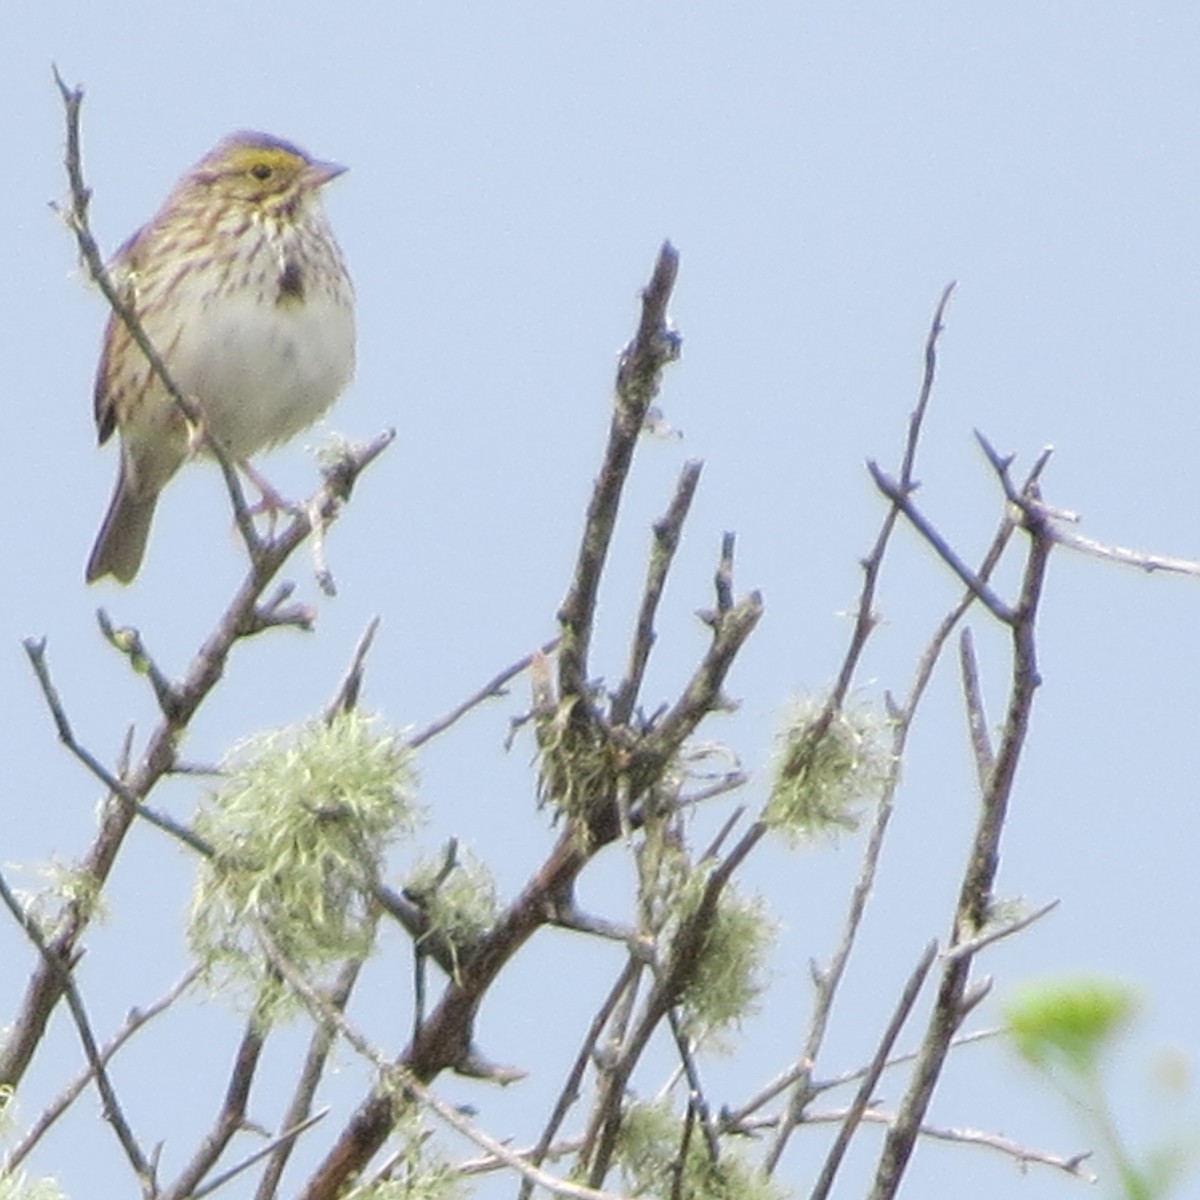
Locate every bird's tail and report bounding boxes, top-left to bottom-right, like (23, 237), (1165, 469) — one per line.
(86, 466), (158, 584)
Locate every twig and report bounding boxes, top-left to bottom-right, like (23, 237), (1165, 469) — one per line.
(253, 960), (365, 1200)
(666, 1009), (720, 1163)
(826, 282), (955, 713)
(461, 1137), (584, 1177)
(517, 958), (642, 1200)
(22, 636), (133, 800)
(976, 432), (1200, 577)
(713, 531), (735, 615)
(0, 866), (152, 1190)
(325, 617), (382, 721)
(646, 588), (763, 764)
(745, 1107), (1096, 1183)
(1041, 525), (1200, 577)
(192, 1110), (330, 1200)
(868, 500), (1053, 1200)
(162, 1010), (268, 1200)
(95, 609), (183, 716)
(22, 637), (216, 858)
(942, 899), (1059, 963)
(253, 922), (629, 1200)
(671, 1104), (697, 1200)
(53, 70), (258, 555)
(698, 805), (746, 862)
(306, 497), (336, 595)
(677, 771), (749, 810)
(612, 460), (704, 727)
(958, 627), (995, 788)
(867, 462), (1014, 623)
(558, 242), (681, 701)
(902, 283), (956, 482)
(809, 940), (937, 1200)
(549, 904), (641, 945)
(407, 639), (559, 750)
(6, 967), (198, 1168)
(724, 1027), (1004, 1132)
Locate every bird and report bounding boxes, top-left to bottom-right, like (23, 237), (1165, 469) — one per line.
(85, 131), (355, 583)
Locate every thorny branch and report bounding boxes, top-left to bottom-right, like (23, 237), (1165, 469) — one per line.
(867, 465), (1054, 1199)
(300, 242), (768, 1199)
(14, 87), (1184, 1200)
(766, 284), (959, 1175)
(2, 77), (390, 1194)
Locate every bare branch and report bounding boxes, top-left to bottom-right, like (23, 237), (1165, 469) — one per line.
(867, 462), (1014, 622)
(517, 958), (642, 1200)
(193, 1110), (330, 1200)
(869, 507), (1053, 1200)
(162, 1012), (268, 1200)
(808, 940), (937, 1199)
(612, 459), (704, 727)
(6, 967), (198, 1169)
(0, 866), (153, 1189)
(325, 617), (382, 721)
(558, 242), (681, 700)
(408, 638), (559, 750)
(958, 627), (995, 789)
(942, 899), (1060, 964)
(253, 961), (365, 1200)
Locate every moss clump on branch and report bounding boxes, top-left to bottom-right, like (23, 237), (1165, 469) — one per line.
(616, 1100), (786, 1200)
(765, 702), (890, 842)
(189, 711), (418, 1005)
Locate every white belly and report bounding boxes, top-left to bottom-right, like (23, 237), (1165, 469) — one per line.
(170, 286), (355, 460)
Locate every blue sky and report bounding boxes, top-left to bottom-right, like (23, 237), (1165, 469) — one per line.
(3, 5), (1199, 1198)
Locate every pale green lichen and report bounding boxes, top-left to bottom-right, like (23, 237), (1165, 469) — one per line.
(617, 1100), (788, 1200)
(765, 701), (890, 843)
(189, 711), (418, 1009)
(671, 870), (775, 1043)
(403, 848), (499, 982)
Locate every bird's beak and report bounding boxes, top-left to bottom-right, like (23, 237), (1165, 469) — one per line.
(306, 159), (347, 188)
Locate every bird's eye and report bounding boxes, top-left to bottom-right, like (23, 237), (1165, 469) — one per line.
(250, 163), (273, 181)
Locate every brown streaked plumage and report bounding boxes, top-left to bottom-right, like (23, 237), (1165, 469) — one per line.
(86, 132), (355, 583)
